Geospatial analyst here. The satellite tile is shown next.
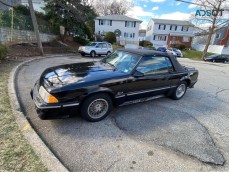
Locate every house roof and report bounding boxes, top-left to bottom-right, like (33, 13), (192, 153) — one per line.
(96, 15), (142, 23)
(151, 18), (194, 26)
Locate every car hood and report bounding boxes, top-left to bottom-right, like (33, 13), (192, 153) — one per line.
(39, 61), (126, 89)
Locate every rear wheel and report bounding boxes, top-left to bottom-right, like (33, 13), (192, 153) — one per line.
(107, 51), (111, 56)
(90, 51), (96, 57)
(170, 81), (187, 100)
(224, 60), (228, 63)
(212, 59), (215, 62)
(81, 53), (85, 56)
(80, 93), (113, 122)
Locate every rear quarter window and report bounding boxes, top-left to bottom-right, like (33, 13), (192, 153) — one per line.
(136, 56), (173, 75)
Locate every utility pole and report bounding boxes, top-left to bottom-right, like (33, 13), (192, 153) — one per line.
(10, 7), (13, 42)
(28, 0), (44, 56)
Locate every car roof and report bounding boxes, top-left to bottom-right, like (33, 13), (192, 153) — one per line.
(93, 42), (110, 44)
(118, 48), (169, 56)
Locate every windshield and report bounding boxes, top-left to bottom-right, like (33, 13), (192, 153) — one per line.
(87, 42), (97, 46)
(101, 51), (141, 74)
(208, 54), (218, 58)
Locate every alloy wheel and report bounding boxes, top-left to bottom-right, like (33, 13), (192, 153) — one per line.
(87, 99), (109, 119)
(176, 84), (186, 98)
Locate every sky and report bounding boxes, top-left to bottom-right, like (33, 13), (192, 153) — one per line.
(126, 0), (229, 29)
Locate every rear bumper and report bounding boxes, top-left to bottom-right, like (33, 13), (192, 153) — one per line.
(31, 82), (80, 119)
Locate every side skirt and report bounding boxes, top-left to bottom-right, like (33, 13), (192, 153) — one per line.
(119, 94), (165, 107)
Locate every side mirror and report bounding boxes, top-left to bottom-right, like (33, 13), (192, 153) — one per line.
(133, 70), (144, 77)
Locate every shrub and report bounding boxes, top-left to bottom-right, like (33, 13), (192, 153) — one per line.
(95, 34), (103, 42)
(73, 36), (89, 45)
(172, 44), (187, 50)
(179, 44), (187, 50)
(139, 40), (153, 47)
(104, 32), (116, 44)
(0, 44), (8, 60)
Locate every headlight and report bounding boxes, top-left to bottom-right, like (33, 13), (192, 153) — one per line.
(39, 86), (59, 103)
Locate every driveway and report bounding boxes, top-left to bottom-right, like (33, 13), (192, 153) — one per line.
(16, 54), (229, 171)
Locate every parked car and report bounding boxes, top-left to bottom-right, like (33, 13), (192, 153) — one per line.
(78, 42), (113, 57)
(31, 49), (198, 122)
(204, 54), (229, 63)
(168, 48), (183, 57)
(157, 47), (167, 52)
(157, 47), (177, 56)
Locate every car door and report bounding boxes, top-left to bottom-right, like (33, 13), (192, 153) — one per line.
(219, 55), (227, 62)
(102, 43), (108, 54)
(125, 56), (172, 101)
(95, 43), (103, 54)
(214, 55), (221, 62)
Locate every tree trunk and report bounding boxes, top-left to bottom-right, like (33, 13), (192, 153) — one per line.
(28, 0), (44, 56)
(201, 24), (215, 60)
(201, 1), (222, 60)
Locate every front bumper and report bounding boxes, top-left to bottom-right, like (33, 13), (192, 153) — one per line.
(31, 82), (80, 119)
(189, 79), (198, 88)
(78, 49), (91, 54)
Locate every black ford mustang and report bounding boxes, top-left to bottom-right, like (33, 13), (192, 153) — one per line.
(31, 49), (198, 122)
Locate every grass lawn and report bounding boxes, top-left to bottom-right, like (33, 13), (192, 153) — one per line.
(112, 44), (123, 51)
(0, 60), (47, 171)
(182, 50), (215, 61)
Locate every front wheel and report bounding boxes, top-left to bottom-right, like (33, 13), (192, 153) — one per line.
(107, 51), (111, 56)
(170, 81), (187, 100)
(80, 93), (113, 122)
(224, 60), (228, 64)
(90, 51), (96, 57)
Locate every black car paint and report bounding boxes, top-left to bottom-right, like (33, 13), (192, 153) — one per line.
(31, 49), (198, 118)
(204, 54), (229, 63)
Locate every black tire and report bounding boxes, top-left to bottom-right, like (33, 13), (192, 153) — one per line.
(98, 54), (101, 57)
(212, 59), (215, 62)
(170, 81), (187, 100)
(90, 51), (96, 57)
(224, 60), (228, 64)
(107, 51), (111, 55)
(80, 93), (113, 122)
(81, 53), (85, 56)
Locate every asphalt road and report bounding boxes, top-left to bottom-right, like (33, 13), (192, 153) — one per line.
(16, 54), (229, 171)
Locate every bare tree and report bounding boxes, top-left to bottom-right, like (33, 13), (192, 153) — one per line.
(177, 0), (229, 59)
(93, 0), (133, 16)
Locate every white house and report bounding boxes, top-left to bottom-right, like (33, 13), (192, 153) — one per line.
(138, 29), (146, 41)
(146, 18), (195, 48)
(94, 15), (142, 46)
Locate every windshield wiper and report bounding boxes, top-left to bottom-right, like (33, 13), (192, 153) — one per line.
(107, 62), (116, 69)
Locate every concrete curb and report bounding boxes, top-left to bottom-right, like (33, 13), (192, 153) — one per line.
(8, 55), (70, 172)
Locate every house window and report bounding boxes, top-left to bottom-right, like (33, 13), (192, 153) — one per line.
(153, 35), (167, 41)
(124, 32), (135, 38)
(183, 36), (190, 42)
(182, 26), (189, 32)
(216, 33), (220, 39)
(158, 24), (166, 30)
(125, 21), (136, 28)
(99, 20), (112, 26)
(170, 25), (177, 31)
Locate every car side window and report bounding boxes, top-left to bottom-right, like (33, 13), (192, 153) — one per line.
(97, 43), (103, 48)
(136, 56), (172, 75)
(107, 44), (112, 48)
(102, 43), (107, 48)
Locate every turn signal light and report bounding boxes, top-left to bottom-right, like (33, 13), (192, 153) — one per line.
(48, 95), (59, 103)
